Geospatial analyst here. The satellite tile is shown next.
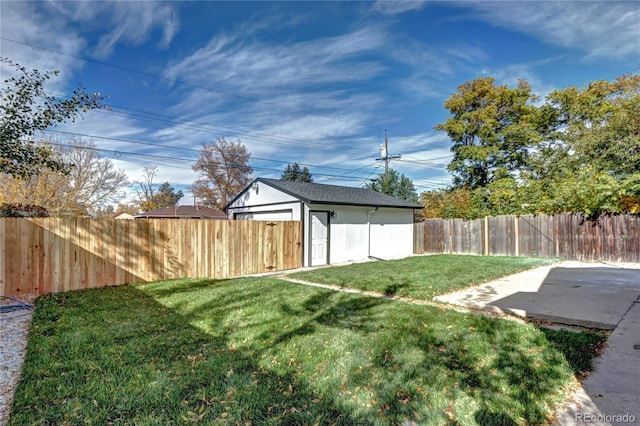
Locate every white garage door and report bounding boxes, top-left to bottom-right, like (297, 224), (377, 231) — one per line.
(235, 210), (293, 221)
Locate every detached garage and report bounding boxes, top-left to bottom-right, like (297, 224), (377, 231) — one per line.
(226, 178), (421, 267)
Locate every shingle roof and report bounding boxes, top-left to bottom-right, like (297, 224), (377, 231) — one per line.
(256, 178), (421, 209)
(135, 205), (227, 219)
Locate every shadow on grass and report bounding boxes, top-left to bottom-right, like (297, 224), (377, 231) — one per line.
(11, 278), (578, 426)
(538, 327), (608, 376)
(9, 286), (347, 425)
(275, 291), (384, 343)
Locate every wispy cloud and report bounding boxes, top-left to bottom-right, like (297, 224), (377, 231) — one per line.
(89, 2), (180, 58)
(370, 1), (429, 15)
(0, 2), (85, 91)
(163, 23), (388, 96)
(468, 1), (640, 61)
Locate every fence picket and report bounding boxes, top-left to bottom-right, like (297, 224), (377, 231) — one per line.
(415, 213), (640, 263)
(0, 219), (302, 297)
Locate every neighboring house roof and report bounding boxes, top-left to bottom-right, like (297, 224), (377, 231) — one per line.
(113, 212), (135, 219)
(135, 205), (227, 219)
(229, 178), (422, 209)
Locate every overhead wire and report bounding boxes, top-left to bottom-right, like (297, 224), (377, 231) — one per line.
(0, 36), (386, 132)
(35, 138), (381, 183)
(45, 129), (381, 179)
(0, 80), (375, 158)
(0, 37), (446, 158)
(1, 37), (452, 186)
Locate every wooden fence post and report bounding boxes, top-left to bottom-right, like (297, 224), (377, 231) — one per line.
(484, 216), (489, 255)
(514, 215), (519, 256)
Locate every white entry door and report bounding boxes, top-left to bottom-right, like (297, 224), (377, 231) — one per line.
(310, 212), (329, 266)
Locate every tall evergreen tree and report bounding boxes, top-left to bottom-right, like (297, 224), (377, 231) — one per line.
(365, 169), (418, 203)
(281, 163), (313, 182)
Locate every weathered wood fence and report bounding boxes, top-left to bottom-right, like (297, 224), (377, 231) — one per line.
(0, 218), (302, 296)
(414, 213), (640, 263)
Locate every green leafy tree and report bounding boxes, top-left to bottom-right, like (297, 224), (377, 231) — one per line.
(434, 77), (541, 189)
(0, 58), (105, 177)
(154, 182), (184, 208)
(365, 168), (418, 203)
(281, 163), (313, 182)
(421, 187), (487, 219)
(544, 73), (640, 177)
(433, 73), (640, 218)
(525, 73), (640, 216)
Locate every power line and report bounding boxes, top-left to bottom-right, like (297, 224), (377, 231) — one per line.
(45, 128), (379, 179)
(0, 36), (385, 133)
(1, 36), (455, 186)
(0, 80), (387, 167)
(35, 139), (381, 184)
(1, 36), (446, 155)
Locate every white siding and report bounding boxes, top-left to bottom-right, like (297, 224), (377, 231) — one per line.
(227, 182), (302, 221)
(369, 208), (414, 260)
(228, 181), (416, 267)
(305, 204), (414, 266)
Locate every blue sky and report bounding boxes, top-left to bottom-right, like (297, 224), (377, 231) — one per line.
(1, 1), (638, 204)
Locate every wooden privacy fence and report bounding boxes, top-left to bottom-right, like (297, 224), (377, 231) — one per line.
(0, 218), (302, 296)
(414, 213), (640, 263)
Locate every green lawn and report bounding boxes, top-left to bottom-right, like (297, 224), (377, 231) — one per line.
(9, 261), (604, 425)
(288, 254), (557, 299)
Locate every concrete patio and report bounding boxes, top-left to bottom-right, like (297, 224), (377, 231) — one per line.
(434, 261), (640, 426)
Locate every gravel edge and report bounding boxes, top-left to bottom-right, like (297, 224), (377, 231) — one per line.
(0, 295), (35, 426)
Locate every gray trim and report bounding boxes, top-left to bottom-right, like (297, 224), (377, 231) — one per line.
(227, 200), (297, 210)
(301, 200), (418, 209)
(308, 210), (330, 267)
(300, 201), (306, 266)
(233, 209), (293, 220)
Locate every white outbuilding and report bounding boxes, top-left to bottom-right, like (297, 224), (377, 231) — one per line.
(226, 178), (421, 267)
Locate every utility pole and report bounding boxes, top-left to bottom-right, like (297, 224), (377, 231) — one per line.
(375, 129), (401, 174)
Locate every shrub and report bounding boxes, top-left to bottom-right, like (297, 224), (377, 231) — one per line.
(0, 203), (49, 217)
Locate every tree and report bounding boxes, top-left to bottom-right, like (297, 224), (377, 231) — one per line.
(155, 182), (184, 208)
(0, 138), (129, 216)
(135, 165), (183, 211)
(61, 139), (129, 215)
(544, 73), (640, 178)
(434, 77), (541, 189)
(421, 187), (488, 219)
(0, 58), (105, 177)
(0, 203), (49, 217)
(136, 165), (160, 211)
(191, 137), (253, 209)
(365, 168), (418, 203)
(524, 73), (640, 216)
(431, 73), (640, 218)
(281, 163), (313, 182)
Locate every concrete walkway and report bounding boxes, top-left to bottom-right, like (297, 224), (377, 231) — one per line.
(434, 261), (640, 426)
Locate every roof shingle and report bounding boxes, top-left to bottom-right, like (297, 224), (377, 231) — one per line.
(257, 178), (421, 209)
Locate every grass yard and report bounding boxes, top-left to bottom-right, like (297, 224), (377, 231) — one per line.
(9, 256), (606, 426)
(289, 254), (557, 300)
